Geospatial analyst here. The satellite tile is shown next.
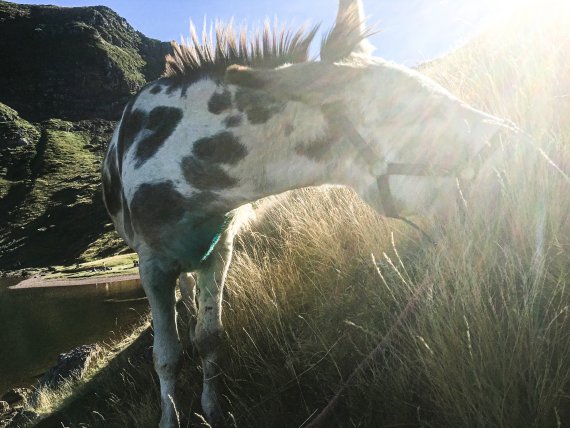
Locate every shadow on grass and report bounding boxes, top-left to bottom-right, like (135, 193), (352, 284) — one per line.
(33, 304), (206, 428)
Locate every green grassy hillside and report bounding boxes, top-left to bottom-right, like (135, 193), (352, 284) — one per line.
(0, 1), (173, 271)
(0, 115), (126, 270)
(0, 1), (170, 121)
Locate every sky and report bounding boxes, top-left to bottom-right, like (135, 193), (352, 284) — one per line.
(12, 0), (527, 66)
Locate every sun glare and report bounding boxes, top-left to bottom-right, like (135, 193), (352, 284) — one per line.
(455, 0), (570, 40)
(482, 0), (570, 24)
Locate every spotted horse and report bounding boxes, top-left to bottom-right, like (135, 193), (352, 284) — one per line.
(101, 0), (528, 426)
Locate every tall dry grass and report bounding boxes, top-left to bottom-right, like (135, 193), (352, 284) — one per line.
(32, 2), (569, 427)
(217, 3), (570, 426)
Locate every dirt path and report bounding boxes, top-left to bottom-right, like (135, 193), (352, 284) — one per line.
(9, 274), (141, 290)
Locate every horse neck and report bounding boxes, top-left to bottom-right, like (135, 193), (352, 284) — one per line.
(215, 99), (366, 207)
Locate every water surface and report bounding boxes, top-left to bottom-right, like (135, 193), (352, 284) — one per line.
(0, 277), (148, 394)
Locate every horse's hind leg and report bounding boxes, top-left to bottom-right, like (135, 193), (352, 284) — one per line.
(139, 255), (182, 428)
(194, 204), (254, 426)
(178, 272), (198, 347)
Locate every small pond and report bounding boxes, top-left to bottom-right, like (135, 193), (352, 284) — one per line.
(0, 276), (149, 394)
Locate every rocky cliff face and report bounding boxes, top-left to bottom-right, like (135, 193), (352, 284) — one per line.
(0, 1), (172, 270)
(0, 2), (171, 121)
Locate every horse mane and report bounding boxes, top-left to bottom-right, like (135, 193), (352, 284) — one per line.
(163, 21), (319, 82)
(163, 8), (373, 83)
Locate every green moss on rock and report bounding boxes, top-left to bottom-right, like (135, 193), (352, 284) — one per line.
(0, 102), (41, 196)
(0, 118), (126, 270)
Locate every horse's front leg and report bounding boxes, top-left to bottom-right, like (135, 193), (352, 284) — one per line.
(178, 272), (198, 348)
(194, 236), (236, 426)
(193, 204), (254, 426)
(139, 256), (182, 428)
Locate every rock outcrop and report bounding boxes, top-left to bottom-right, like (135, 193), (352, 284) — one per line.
(38, 344), (102, 390)
(0, 2), (171, 121)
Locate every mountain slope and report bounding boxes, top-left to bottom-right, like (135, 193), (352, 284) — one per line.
(0, 2), (172, 270)
(0, 1), (170, 121)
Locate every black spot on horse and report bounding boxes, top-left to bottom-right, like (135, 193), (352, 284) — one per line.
(181, 156), (239, 190)
(208, 89), (232, 115)
(295, 136), (332, 161)
(134, 106), (183, 168)
(102, 148), (122, 216)
(164, 84), (177, 95)
(235, 88), (284, 124)
(129, 181), (229, 261)
(117, 98), (144, 172)
(192, 132), (248, 165)
(164, 81), (193, 98)
(223, 114), (242, 128)
(187, 190), (219, 210)
(284, 123), (294, 136)
(130, 181), (187, 246)
(150, 85), (162, 94)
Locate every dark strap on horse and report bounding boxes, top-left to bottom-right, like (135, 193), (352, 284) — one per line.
(376, 174), (397, 217)
(377, 163), (455, 217)
(323, 105), (501, 244)
(324, 105), (456, 216)
(323, 106), (435, 238)
(325, 106), (386, 170)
